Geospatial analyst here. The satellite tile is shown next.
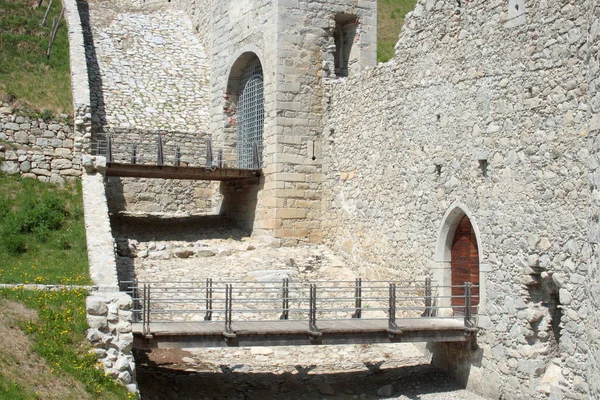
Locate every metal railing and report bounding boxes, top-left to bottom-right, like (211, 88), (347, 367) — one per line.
(122, 278), (479, 337)
(90, 134), (262, 170)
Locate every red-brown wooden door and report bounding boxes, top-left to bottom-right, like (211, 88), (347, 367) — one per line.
(451, 215), (479, 312)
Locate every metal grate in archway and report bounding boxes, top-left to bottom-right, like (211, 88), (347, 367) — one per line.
(237, 59), (264, 169)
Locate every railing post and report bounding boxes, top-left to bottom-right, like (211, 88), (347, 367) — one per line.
(280, 278), (289, 320)
(107, 136), (113, 163)
(424, 277), (432, 317)
(143, 283), (151, 337)
(217, 149), (223, 168)
(174, 146), (181, 167)
(388, 283), (397, 330)
(132, 278), (139, 322)
(224, 284), (235, 338)
(464, 282), (474, 328)
(131, 143), (137, 165)
(252, 141), (260, 170)
(206, 138), (213, 168)
(204, 278), (213, 321)
(157, 134), (164, 166)
(352, 278), (362, 318)
(308, 283), (319, 334)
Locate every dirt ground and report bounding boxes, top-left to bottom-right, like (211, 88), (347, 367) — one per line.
(0, 299), (90, 399)
(134, 346), (487, 400)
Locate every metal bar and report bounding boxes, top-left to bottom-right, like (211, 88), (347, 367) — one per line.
(174, 146), (181, 167)
(157, 134), (164, 166)
(464, 282), (474, 328)
(107, 136), (113, 163)
(280, 278), (289, 320)
(206, 138), (213, 167)
(252, 141), (260, 169)
(217, 149), (223, 168)
(352, 278), (362, 318)
(131, 143), (137, 165)
(388, 283), (398, 331)
(204, 278), (213, 321)
(309, 283), (318, 333)
(224, 284), (234, 336)
(425, 277), (432, 317)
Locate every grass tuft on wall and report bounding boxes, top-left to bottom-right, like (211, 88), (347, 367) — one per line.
(377, 0), (418, 63)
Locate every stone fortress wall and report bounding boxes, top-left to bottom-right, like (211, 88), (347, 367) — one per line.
(586, 1), (600, 398)
(175, 0), (378, 242)
(321, 0), (597, 399)
(25, 0), (598, 397)
(83, 0), (219, 215)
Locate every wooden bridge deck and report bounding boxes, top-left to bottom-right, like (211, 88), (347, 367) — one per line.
(133, 318), (476, 349)
(105, 162), (260, 181)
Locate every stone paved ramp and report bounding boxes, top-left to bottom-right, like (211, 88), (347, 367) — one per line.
(87, 0), (210, 132)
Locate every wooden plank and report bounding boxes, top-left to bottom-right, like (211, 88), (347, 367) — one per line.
(105, 163), (260, 181)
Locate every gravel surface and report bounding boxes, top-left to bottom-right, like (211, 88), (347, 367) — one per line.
(112, 215), (487, 399)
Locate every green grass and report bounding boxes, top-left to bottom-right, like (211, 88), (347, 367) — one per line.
(0, 288), (131, 399)
(0, 374), (35, 400)
(377, 0), (418, 63)
(0, 0), (72, 116)
(0, 173), (91, 285)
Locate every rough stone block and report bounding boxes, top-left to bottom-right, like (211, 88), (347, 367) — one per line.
(86, 297), (109, 316)
(51, 158), (72, 170)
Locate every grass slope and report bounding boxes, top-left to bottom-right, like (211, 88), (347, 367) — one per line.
(0, 290), (130, 399)
(377, 0), (418, 63)
(0, 0), (72, 116)
(0, 173), (91, 284)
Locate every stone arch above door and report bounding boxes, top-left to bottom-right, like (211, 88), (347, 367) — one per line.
(432, 202), (487, 317)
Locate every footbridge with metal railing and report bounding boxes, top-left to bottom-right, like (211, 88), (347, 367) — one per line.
(125, 279), (479, 349)
(91, 134), (261, 180)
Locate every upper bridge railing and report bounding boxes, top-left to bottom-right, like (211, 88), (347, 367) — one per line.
(123, 278), (479, 338)
(90, 134), (262, 170)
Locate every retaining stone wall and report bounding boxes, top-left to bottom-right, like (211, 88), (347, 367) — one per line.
(323, 0), (592, 398)
(0, 108), (80, 184)
(86, 292), (137, 393)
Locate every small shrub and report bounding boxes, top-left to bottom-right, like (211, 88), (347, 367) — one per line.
(39, 109), (53, 122)
(2, 231), (27, 254)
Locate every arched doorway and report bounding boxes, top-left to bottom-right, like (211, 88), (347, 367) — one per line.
(236, 57), (264, 169)
(451, 215), (479, 313)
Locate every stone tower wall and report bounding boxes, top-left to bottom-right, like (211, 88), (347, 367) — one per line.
(322, 0), (593, 398)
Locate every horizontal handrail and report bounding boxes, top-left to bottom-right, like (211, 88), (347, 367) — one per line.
(126, 278), (480, 337)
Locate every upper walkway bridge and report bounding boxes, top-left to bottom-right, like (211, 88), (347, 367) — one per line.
(91, 134), (261, 181)
(124, 279), (479, 349)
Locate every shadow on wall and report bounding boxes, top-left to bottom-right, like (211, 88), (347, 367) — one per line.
(428, 342), (492, 397)
(219, 177), (263, 234)
(77, 0), (107, 131)
(134, 349), (469, 400)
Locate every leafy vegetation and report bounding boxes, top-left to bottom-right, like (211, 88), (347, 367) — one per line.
(0, 173), (90, 284)
(0, 0), (72, 116)
(0, 289), (131, 399)
(377, 0), (418, 63)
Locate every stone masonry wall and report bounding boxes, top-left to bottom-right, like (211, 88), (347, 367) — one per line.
(201, 0), (376, 242)
(170, 0), (212, 50)
(587, 1), (600, 397)
(323, 0), (592, 398)
(0, 108), (80, 184)
(84, 1), (217, 215)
